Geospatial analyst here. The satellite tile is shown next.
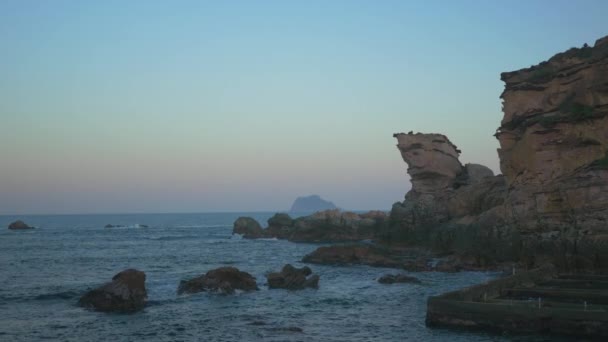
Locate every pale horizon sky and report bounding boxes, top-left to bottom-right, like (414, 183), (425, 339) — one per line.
(1, 0), (607, 215)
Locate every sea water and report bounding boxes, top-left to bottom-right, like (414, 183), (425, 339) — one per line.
(0, 213), (559, 341)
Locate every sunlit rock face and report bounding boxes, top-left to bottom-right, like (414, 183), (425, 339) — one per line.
(393, 132), (463, 195)
(496, 35), (608, 270)
(388, 36), (608, 272)
(393, 131), (505, 224)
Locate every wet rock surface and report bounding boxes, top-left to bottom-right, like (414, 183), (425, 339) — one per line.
(78, 269), (147, 313)
(178, 267), (258, 295)
(266, 264), (319, 290)
(302, 245), (404, 268)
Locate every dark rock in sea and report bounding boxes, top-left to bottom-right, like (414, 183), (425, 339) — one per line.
(177, 267), (258, 295)
(233, 209), (387, 243)
(302, 245), (402, 268)
(233, 217), (265, 238)
(78, 269), (147, 313)
(289, 194), (337, 212)
(139, 224), (149, 228)
(8, 220), (33, 230)
(378, 274), (421, 284)
(104, 224), (126, 228)
(266, 264), (319, 290)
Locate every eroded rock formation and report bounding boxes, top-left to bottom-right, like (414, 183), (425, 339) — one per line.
(78, 269), (147, 313)
(496, 35), (608, 270)
(388, 35), (608, 272)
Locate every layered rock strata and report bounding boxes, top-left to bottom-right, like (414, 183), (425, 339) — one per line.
(495, 36), (608, 270)
(389, 35), (608, 272)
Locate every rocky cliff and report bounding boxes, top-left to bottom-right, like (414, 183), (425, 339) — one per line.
(389, 35), (608, 272)
(496, 35), (608, 270)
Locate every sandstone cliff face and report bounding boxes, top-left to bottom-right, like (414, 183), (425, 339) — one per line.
(390, 133), (506, 248)
(496, 35), (608, 270)
(389, 36), (608, 272)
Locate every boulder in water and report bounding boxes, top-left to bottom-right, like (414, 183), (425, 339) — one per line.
(78, 269), (147, 313)
(266, 264), (319, 290)
(8, 220), (33, 230)
(178, 267), (258, 295)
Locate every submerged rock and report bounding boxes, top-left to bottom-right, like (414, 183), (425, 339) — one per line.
(302, 245), (402, 268)
(378, 274), (421, 284)
(78, 269), (147, 313)
(8, 220), (33, 230)
(266, 264), (319, 290)
(178, 267), (258, 295)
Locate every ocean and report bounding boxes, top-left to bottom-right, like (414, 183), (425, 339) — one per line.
(0, 213), (556, 341)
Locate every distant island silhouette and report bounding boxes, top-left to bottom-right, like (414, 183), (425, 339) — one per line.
(289, 195), (338, 212)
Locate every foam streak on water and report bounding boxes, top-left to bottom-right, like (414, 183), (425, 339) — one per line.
(0, 213), (556, 341)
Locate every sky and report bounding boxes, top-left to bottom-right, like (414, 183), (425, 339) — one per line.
(1, 0), (607, 214)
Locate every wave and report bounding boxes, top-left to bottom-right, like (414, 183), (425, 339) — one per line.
(34, 290), (81, 301)
(145, 235), (199, 241)
(173, 224), (231, 229)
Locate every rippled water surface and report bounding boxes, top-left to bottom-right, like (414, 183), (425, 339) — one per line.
(0, 213), (558, 341)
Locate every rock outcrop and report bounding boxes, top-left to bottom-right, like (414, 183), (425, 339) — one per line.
(495, 35), (608, 271)
(387, 35), (608, 272)
(377, 274), (421, 284)
(289, 195), (337, 212)
(388, 132), (508, 264)
(233, 209), (387, 243)
(178, 267), (258, 295)
(8, 220), (34, 230)
(266, 264), (319, 290)
(78, 269), (147, 313)
(302, 245), (404, 268)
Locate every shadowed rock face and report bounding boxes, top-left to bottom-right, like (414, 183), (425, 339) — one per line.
(266, 264), (319, 290)
(232, 209), (387, 243)
(177, 267), (258, 295)
(78, 269), (147, 313)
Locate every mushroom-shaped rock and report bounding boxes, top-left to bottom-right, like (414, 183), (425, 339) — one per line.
(266, 264), (319, 290)
(178, 267), (258, 295)
(78, 269), (147, 313)
(8, 220), (33, 230)
(232, 217), (264, 238)
(378, 274), (421, 284)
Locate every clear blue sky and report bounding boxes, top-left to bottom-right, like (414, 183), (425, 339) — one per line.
(1, 0), (606, 214)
